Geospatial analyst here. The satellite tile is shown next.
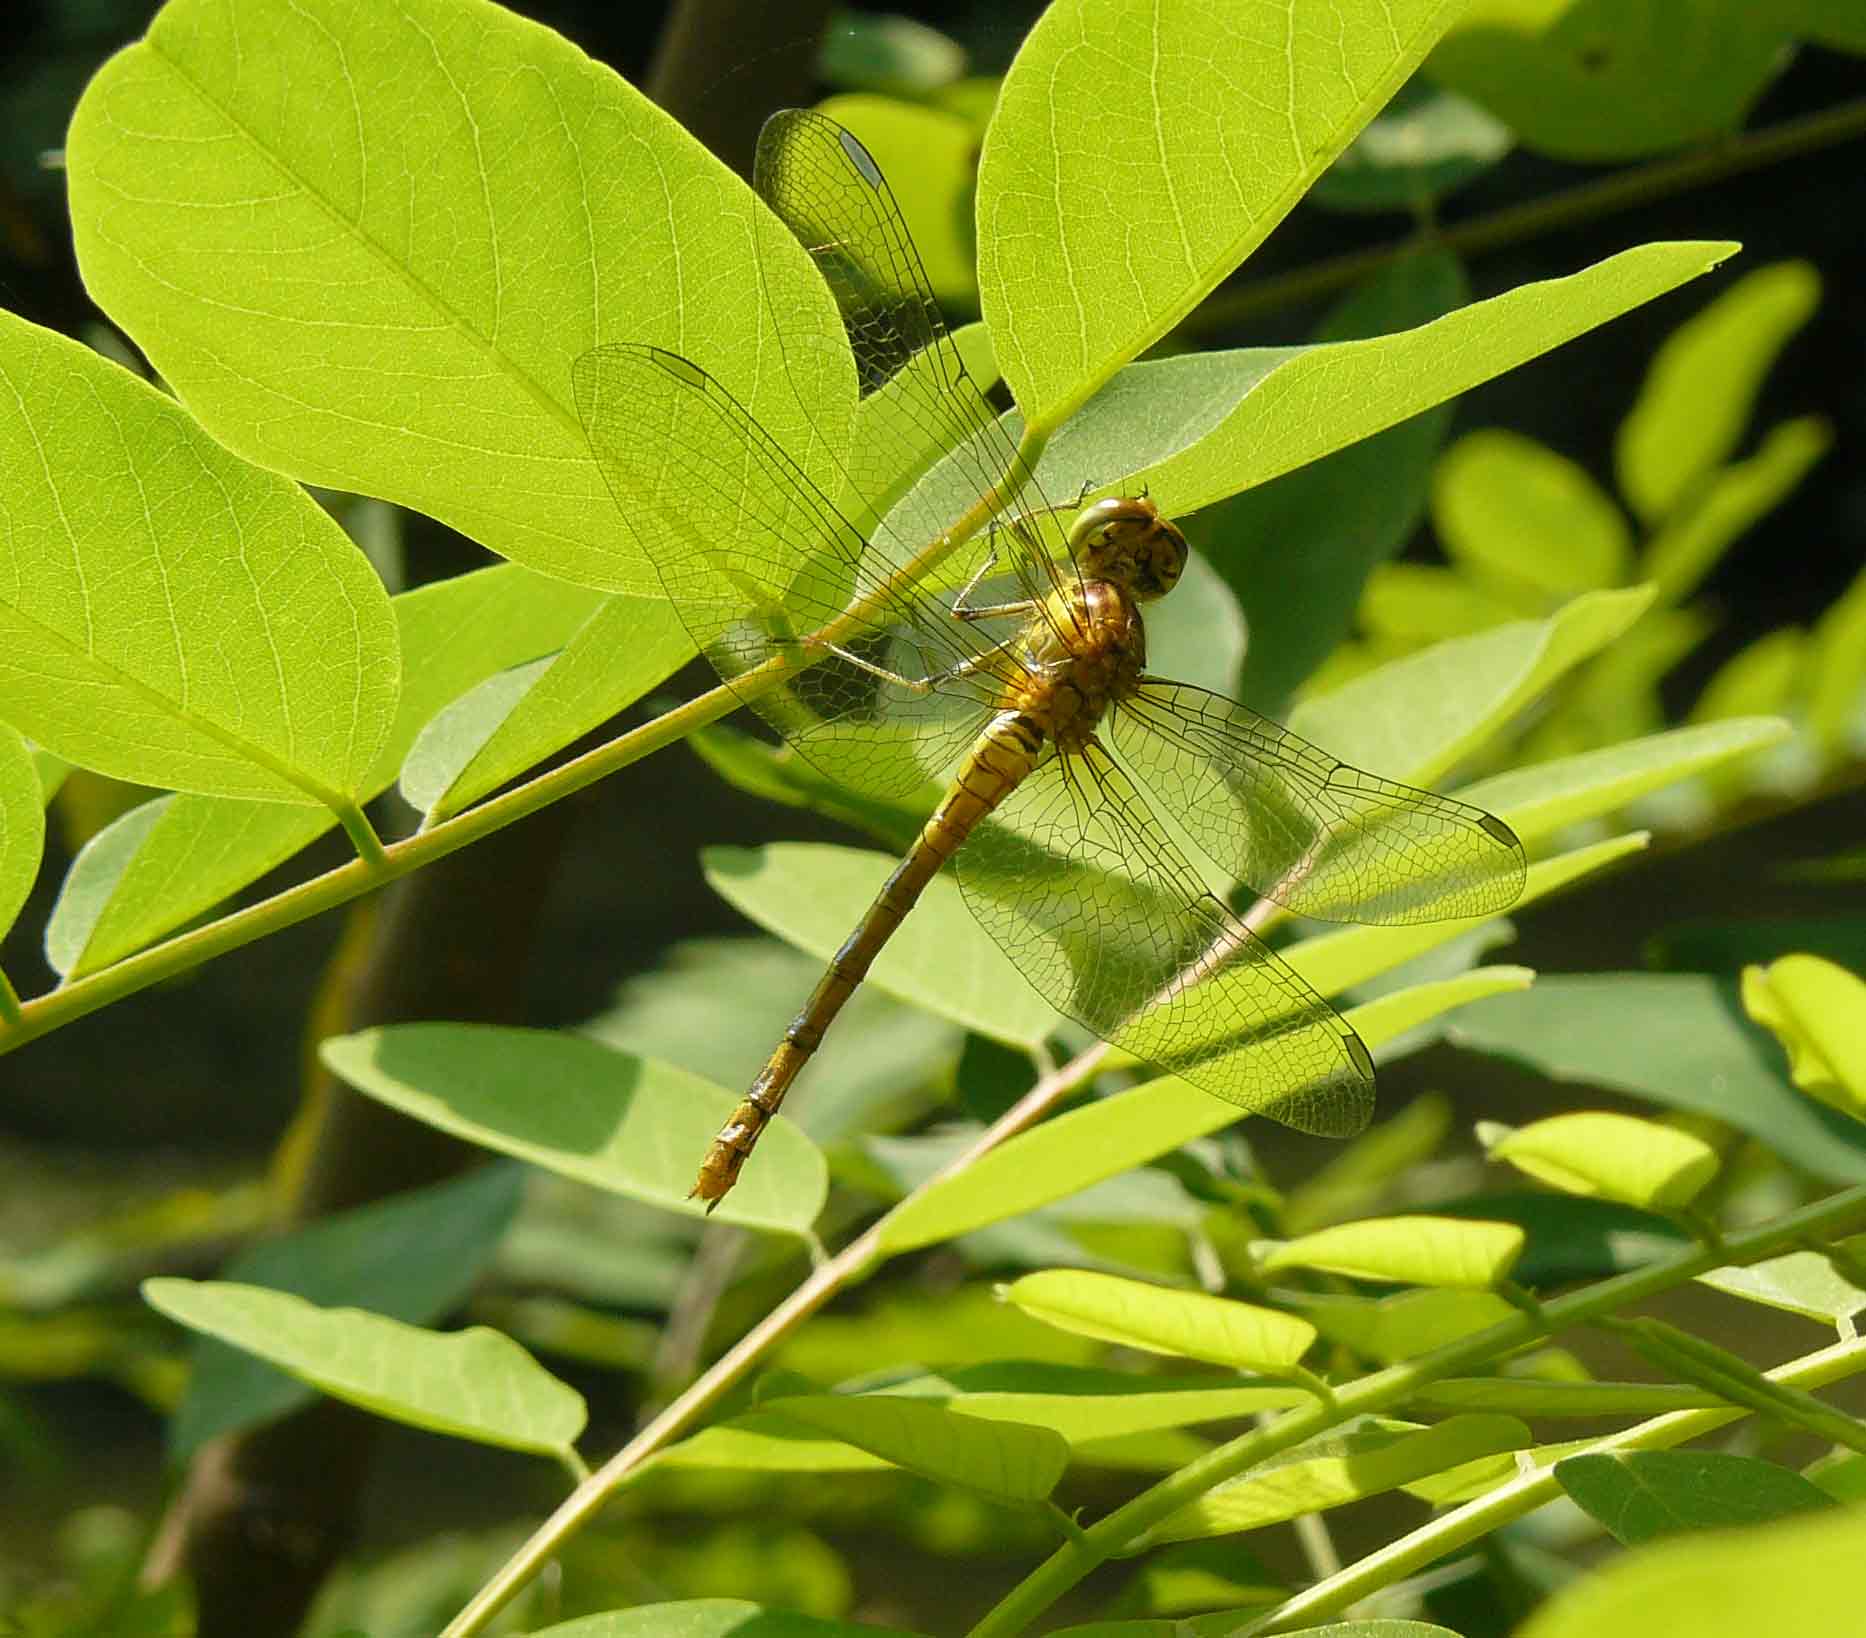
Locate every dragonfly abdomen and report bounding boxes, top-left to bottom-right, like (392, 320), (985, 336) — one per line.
(693, 711), (1046, 1204)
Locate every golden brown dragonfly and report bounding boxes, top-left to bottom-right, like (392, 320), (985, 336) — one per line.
(575, 110), (1526, 1207)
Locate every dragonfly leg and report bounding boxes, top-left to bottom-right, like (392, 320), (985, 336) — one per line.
(951, 538), (1040, 623)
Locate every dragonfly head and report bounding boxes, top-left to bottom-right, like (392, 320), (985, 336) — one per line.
(1068, 496), (1189, 602)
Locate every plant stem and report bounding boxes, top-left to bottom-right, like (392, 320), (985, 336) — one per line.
(0, 966), (21, 1028)
(963, 1183), (1866, 1638)
(1251, 1331), (1866, 1633)
(437, 1036), (1112, 1638)
(1190, 96), (1866, 332)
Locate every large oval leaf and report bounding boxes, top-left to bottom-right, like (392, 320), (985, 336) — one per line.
(0, 310), (397, 804)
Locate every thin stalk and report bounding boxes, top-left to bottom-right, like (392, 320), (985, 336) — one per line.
(438, 1033), (1112, 1638)
(0, 967), (21, 1029)
(1252, 1332), (1866, 1633)
(1190, 96), (1866, 333)
(964, 1184), (1866, 1637)
(332, 799), (389, 872)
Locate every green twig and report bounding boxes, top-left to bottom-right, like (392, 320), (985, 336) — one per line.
(0, 966), (21, 1029)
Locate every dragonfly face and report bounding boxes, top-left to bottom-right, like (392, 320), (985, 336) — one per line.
(1068, 496), (1189, 602)
(575, 109), (1528, 1207)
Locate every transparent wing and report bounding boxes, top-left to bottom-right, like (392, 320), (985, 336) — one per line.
(954, 744), (1374, 1138)
(572, 342), (1009, 797)
(753, 109), (1078, 612)
(1110, 680), (1528, 924)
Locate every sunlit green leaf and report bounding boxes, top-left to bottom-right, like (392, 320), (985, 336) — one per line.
(1019, 247), (1735, 528)
(1696, 1236), (1866, 1326)
(1451, 976), (1866, 1182)
(1002, 1270), (1316, 1371)
(401, 595), (690, 821)
(1432, 430), (1631, 598)
(820, 15), (967, 95)
(0, 309), (398, 805)
(1639, 417), (1831, 602)
(144, 1278), (585, 1459)
(320, 1024), (827, 1237)
(1484, 1112), (1720, 1209)
(1618, 262), (1822, 524)
(1430, 2), (1795, 161)
(168, 1165), (525, 1460)
(1360, 564), (1531, 643)
(1291, 587), (1653, 784)
(703, 844), (1058, 1049)
(1517, 1485), (1866, 1637)
(1807, 561), (1866, 756)
(1740, 954), (1866, 1118)
(1283, 1094), (1455, 1235)
(67, 0), (852, 597)
(1260, 1216), (1524, 1288)
(0, 721), (44, 942)
(1206, 247), (1468, 715)
(880, 1363), (1311, 1443)
(1145, 1415), (1528, 1544)
(46, 565), (605, 976)
(1295, 1277), (1582, 1368)
(1555, 1450), (1835, 1546)
(983, 0), (1470, 429)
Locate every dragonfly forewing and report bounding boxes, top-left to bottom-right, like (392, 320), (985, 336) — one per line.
(1111, 679), (1527, 924)
(954, 743), (1375, 1140)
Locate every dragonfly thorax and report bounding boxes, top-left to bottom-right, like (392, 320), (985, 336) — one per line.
(1011, 579), (1148, 755)
(1068, 495), (1189, 601)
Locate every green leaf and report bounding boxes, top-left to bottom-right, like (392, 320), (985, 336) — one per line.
(873, 964), (1531, 1258)
(1617, 262), (1822, 524)
(400, 594), (690, 821)
(0, 720), (44, 941)
(1515, 1501), (1866, 1638)
(1296, 1289), (1518, 1364)
(144, 1277), (585, 1459)
(1696, 1237), (1866, 1326)
(586, 936), (961, 1144)
(1808, 561), (1866, 756)
(1451, 975), (1866, 1182)
(757, 1393), (1068, 1504)
(46, 564), (605, 976)
(1432, 431), (1632, 598)
(1339, 966), (1535, 1051)
(1259, 1216), (1525, 1288)
(820, 16), (967, 96)
(703, 844), (1058, 1049)
(1740, 954), (1866, 1119)
(1145, 1415), (1528, 1544)
(66, 0), (851, 597)
(320, 1024), (827, 1237)
(1484, 1112), (1720, 1209)
(878, 1363), (1311, 1443)
(689, 724), (933, 853)
(1360, 563), (1531, 643)
(981, 0), (1470, 430)
(528, 1602), (924, 1638)
(1208, 248), (1468, 715)
(1639, 416), (1831, 602)
(1454, 718), (1790, 842)
(1140, 547), (1250, 700)
(1555, 1450), (1835, 1546)
(1289, 586), (1653, 785)
(1310, 82), (1513, 212)
(0, 309), (398, 805)
(1026, 245), (1735, 528)
(1429, 2), (1795, 161)
(1002, 1270), (1316, 1372)
(168, 1165), (525, 1460)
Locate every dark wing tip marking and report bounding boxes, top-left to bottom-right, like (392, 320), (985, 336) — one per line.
(1344, 1029), (1375, 1082)
(837, 125), (885, 188)
(1480, 811), (1522, 851)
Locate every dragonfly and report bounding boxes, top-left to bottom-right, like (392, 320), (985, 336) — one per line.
(574, 110), (1526, 1207)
